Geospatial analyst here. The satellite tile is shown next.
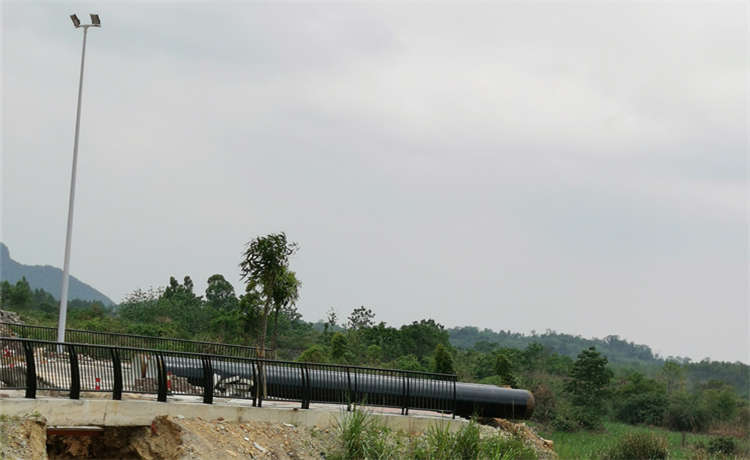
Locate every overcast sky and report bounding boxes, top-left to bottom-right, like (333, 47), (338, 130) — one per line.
(2, 2), (747, 363)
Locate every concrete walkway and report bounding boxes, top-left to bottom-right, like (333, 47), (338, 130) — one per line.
(0, 396), (466, 432)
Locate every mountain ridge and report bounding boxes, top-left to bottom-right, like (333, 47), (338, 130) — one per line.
(0, 243), (114, 306)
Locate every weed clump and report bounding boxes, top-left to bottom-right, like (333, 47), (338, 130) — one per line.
(707, 436), (737, 455)
(604, 432), (668, 460)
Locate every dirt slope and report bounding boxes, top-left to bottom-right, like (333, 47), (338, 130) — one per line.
(131, 416), (336, 460)
(0, 414), (48, 460)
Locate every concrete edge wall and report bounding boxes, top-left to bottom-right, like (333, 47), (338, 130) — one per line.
(0, 398), (468, 433)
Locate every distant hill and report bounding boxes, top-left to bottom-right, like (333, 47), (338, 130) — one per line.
(0, 243), (114, 306)
(449, 326), (666, 366)
(448, 325), (749, 398)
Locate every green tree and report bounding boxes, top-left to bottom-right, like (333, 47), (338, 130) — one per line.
(6, 278), (32, 309)
(399, 319), (450, 359)
(163, 276), (199, 302)
(494, 353), (518, 387)
(665, 391), (711, 445)
(269, 268), (301, 354)
(298, 344), (327, 363)
(205, 274), (237, 312)
(331, 332), (348, 362)
(239, 233), (298, 359)
(565, 346), (613, 429)
(434, 343), (455, 374)
(393, 354), (425, 372)
(347, 306), (375, 330)
(700, 381), (739, 421)
(366, 344), (382, 364)
(612, 371), (667, 425)
(158, 276), (206, 336)
(661, 360), (685, 395)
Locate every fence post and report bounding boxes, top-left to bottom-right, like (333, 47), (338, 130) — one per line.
(68, 344), (80, 400)
(300, 363), (309, 409)
(156, 354), (167, 402)
(345, 367), (352, 411)
(22, 341), (36, 399)
(111, 348), (122, 400)
(202, 357), (214, 404)
(452, 376), (457, 419)
(250, 361), (258, 407)
(353, 370), (359, 408)
(257, 361), (264, 408)
(404, 373), (410, 416)
(401, 373), (406, 415)
(304, 365), (311, 409)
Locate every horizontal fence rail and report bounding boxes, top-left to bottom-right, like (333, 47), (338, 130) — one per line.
(0, 337), (458, 417)
(0, 322), (269, 359)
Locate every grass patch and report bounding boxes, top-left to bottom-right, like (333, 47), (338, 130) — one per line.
(535, 421), (750, 460)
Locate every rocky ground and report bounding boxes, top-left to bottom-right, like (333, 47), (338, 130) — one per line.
(0, 413), (48, 459)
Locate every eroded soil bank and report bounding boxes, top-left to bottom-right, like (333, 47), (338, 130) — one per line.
(2, 415), (337, 459)
(1, 413), (555, 459)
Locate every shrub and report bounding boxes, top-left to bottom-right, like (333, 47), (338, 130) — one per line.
(604, 432), (668, 460)
(551, 413), (581, 432)
(707, 437), (737, 455)
(529, 382), (557, 424)
(665, 391), (711, 433)
(330, 333), (348, 362)
(615, 392), (667, 426)
(392, 354), (426, 372)
(550, 403), (583, 432)
(494, 353), (518, 388)
(612, 372), (667, 425)
(366, 344), (382, 364)
(434, 343), (455, 375)
(297, 344), (328, 363)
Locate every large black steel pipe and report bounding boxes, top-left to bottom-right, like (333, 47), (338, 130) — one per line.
(454, 383), (534, 419)
(162, 357), (534, 419)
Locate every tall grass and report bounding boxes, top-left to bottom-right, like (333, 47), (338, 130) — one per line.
(333, 407), (394, 460)
(332, 411), (538, 460)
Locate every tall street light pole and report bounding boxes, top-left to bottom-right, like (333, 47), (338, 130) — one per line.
(57, 13), (101, 344)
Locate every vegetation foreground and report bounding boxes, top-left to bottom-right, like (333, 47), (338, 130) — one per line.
(538, 422), (750, 460)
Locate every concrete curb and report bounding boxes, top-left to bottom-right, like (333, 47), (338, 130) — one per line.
(0, 398), (467, 432)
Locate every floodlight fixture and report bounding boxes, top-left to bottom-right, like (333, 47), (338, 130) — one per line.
(70, 13), (101, 29)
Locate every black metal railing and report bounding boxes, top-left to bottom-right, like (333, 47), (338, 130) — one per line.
(0, 337), (457, 417)
(0, 322), (269, 358)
